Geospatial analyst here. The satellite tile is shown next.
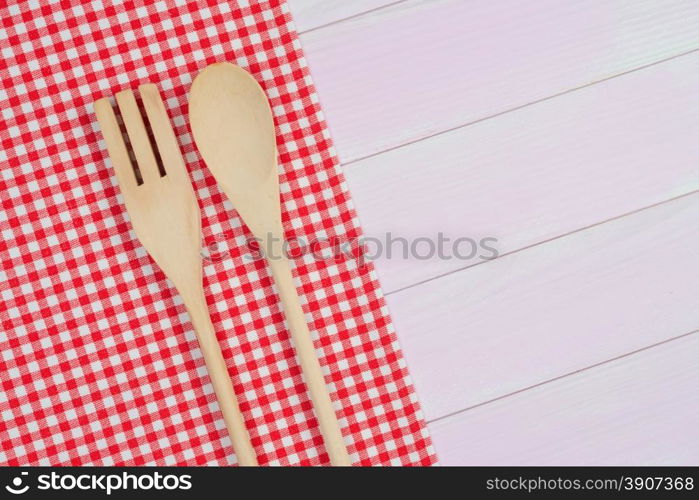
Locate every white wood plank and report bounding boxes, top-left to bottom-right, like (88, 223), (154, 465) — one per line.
(300, 0), (699, 163)
(345, 51), (699, 293)
(429, 333), (699, 465)
(387, 191), (699, 421)
(287, 0), (396, 32)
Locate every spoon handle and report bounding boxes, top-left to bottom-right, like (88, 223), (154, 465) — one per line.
(268, 255), (351, 466)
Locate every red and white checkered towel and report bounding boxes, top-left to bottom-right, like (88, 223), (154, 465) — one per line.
(0, 0), (436, 465)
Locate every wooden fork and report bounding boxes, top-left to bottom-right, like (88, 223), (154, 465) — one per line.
(94, 84), (258, 466)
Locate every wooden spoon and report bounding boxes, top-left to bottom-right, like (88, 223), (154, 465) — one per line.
(189, 62), (351, 466)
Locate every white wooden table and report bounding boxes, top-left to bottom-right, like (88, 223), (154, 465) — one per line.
(288, 0), (699, 465)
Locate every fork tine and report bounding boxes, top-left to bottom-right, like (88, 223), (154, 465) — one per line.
(94, 97), (140, 190)
(139, 84), (188, 183)
(115, 89), (161, 184)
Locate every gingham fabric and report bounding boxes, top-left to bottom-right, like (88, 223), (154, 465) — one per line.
(0, 0), (437, 465)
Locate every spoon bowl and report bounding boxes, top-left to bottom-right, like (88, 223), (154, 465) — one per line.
(190, 63), (281, 238)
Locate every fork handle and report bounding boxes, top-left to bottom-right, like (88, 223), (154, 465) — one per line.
(184, 293), (258, 466)
(268, 255), (351, 466)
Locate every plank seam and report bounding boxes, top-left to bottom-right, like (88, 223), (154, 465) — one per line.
(297, 0), (410, 34)
(386, 187), (699, 296)
(341, 47), (699, 168)
(426, 328), (699, 425)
